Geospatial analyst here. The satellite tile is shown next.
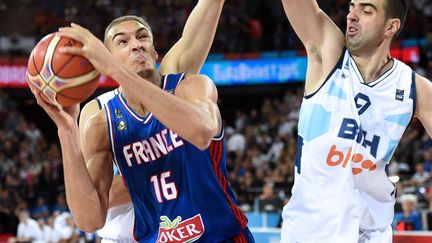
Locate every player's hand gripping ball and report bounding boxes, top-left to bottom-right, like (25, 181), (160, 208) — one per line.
(26, 33), (100, 106)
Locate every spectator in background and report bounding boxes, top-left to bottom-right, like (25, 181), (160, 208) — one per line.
(31, 197), (50, 220)
(227, 127), (247, 160)
(411, 163), (430, 186)
(53, 211), (78, 242)
(40, 216), (61, 243)
(266, 135), (285, 165)
(258, 183), (283, 212)
(393, 194), (423, 231)
(423, 149), (432, 173)
(8, 211), (43, 243)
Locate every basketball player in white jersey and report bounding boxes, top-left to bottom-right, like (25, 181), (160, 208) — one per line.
(280, 0), (432, 242)
(78, 1), (225, 242)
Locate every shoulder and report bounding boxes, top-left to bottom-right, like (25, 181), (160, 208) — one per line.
(82, 108), (110, 153)
(175, 74), (217, 101)
(415, 73), (430, 83)
(83, 108), (108, 139)
(80, 89), (120, 127)
(178, 74), (215, 89)
(79, 99), (100, 126)
(87, 108), (108, 128)
(414, 73), (431, 107)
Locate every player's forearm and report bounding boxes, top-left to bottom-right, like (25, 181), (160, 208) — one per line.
(111, 65), (217, 149)
(58, 128), (107, 232)
(281, 0), (329, 48)
(178, 0), (224, 72)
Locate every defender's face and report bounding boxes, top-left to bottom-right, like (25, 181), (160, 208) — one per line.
(345, 0), (387, 52)
(106, 20), (158, 79)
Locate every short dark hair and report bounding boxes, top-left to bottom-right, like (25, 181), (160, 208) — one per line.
(104, 15), (152, 44)
(384, 0), (408, 38)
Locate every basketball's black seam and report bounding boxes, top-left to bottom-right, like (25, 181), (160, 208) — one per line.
(32, 50), (43, 79)
(53, 38), (76, 77)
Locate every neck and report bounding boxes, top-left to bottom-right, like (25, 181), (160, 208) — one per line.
(351, 48), (393, 84)
(121, 72), (162, 117)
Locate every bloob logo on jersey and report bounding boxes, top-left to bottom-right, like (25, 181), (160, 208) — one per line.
(326, 145), (377, 175)
(156, 214), (205, 243)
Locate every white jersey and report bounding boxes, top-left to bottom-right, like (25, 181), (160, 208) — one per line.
(95, 89), (137, 243)
(281, 49), (415, 242)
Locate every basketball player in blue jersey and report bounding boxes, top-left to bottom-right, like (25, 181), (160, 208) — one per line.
(29, 5), (254, 243)
(78, 1), (226, 241)
(280, 0), (432, 242)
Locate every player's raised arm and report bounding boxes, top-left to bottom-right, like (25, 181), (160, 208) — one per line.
(282, 0), (343, 54)
(159, 0), (224, 75)
(282, 0), (345, 94)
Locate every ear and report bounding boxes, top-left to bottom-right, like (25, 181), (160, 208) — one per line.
(385, 18), (401, 38)
(153, 49), (158, 60)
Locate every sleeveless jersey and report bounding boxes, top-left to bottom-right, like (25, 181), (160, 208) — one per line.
(95, 89), (137, 243)
(96, 88), (119, 110)
(282, 49), (416, 241)
(105, 73), (248, 243)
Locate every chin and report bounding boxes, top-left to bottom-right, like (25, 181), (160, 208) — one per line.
(137, 69), (155, 79)
(346, 38), (359, 51)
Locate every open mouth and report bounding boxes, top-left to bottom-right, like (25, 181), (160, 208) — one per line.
(347, 25), (359, 37)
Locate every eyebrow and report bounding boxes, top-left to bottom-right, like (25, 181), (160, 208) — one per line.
(111, 27), (149, 42)
(349, 2), (378, 11)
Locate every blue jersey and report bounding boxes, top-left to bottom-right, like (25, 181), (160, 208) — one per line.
(105, 73), (249, 243)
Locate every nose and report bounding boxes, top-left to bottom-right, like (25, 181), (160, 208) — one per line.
(347, 8), (359, 22)
(131, 37), (145, 52)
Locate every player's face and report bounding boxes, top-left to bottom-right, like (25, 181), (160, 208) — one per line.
(345, 0), (388, 53)
(106, 20), (158, 79)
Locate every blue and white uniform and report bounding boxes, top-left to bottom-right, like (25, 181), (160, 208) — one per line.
(281, 49), (416, 243)
(105, 73), (253, 243)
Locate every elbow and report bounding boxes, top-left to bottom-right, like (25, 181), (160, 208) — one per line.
(74, 214), (105, 233)
(75, 220), (105, 233)
(192, 125), (217, 150)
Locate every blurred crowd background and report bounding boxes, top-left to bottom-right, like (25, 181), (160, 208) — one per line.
(1, 0), (432, 241)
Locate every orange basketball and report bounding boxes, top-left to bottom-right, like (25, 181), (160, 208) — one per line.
(26, 33), (100, 106)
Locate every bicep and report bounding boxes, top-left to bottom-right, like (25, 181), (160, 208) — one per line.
(86, 152), (113, 201)
(82, 111), (113, 202)
(176, 74), (218, 104)
(176, 75), (221, 126)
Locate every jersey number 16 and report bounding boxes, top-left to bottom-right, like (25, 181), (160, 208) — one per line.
(150, 171), (178, 203)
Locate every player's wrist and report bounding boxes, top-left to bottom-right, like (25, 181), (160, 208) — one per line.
(57, 124), (79, 137)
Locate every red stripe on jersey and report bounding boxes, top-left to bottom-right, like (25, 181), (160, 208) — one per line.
(232, 230), (248, 243)
(209, 140), (248, 229)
